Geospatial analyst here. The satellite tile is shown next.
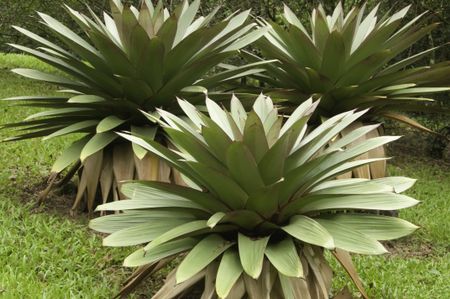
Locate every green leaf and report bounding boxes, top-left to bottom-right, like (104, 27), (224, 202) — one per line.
(186, 162), (247, 210)
(96, 115), (127, 133)
(117, 132), (183, 167)
(373, 176), (416, 193)
(282, 215), (334, 249)
(89, 210), (196, 234)
(310, 181), (394, 195)
(51, 135), (91, 172)
(311, 7), (330, 52)
(176, 234), (232, 283)
(238, 233), (269, 279)
(124, 238), (198, 267)
(280, 98), (315, 136)
(131, 125), (157, 159)
(265, 237), (302, 277)
(242, 112), (269, 163)
(258, 118), (307, 185)
(173, 0), (200, 46)
(207, 212), (226, 228)
(103, 218), (187, 247)
(205, 98), (238, 140)
(296, 193), (419, 214)
(222, 27), (268, 52)
(12, 68), (88, 89)
(95, 198), (206, 212)
(24, 107), (94, 121)
(324, 214), (418, 240)
(145, 220), (208, 251)
(230, 95), (247, 132)
(177, 98), (204, 129)
(245, 186), (279, 218)
(44, 120), (97, 140)
(216, 249), (243, 298)
(122, 181), (229, 213)
(226, 142), (265, 194)
(12, 25), (74, 58)
(326, 124), (380, 152)
(283, 4), (308, 35)
(320, 30), (345, 80)
(389, 87), (450, 96)
(201, 116), (233, 162)
(164, 127), (226, 172)
(219, 210), (265, 230)
(315, 219), (387, 255)
(67, 95), (106, 103)
(80, 132), (117, 161)
(381, 112), (435, 134)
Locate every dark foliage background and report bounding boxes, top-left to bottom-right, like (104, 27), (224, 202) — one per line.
(1, 0), (448, 61)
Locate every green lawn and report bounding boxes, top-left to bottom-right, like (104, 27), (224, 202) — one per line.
(0, 54), (448, 298)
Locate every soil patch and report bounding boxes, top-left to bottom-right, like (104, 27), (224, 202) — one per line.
(384, 239), (436, 259)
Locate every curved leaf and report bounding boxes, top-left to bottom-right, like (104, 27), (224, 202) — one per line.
(80, 132), (117, 161)
(315, 219), (387, 255)
(124, 238), (199, 267)
(282, 215), (334, 249)
(176, 234), (233, 283)
(265, 237), (302, 277)
(238, 233), (269, 279)
(216, 249), (243, 298)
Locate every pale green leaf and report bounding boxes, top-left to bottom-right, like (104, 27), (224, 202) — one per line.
(282, 215), (334, 249)
(176, 234), (233, 283)
(265, 237), (302, 277)
(124, 238), (198, 267)
(216, 249), (243, 298)
(238, 233), (269, 279)
(315, 219), (387, 255)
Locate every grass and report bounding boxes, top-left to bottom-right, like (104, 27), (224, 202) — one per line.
(0, 54), (449, 298)
(330, 156), (450, 298)
(0, 54), (149, 298)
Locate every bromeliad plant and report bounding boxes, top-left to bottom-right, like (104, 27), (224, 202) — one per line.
(244, 2), (450, 179)
(247, 3), (450, 129)
(1, 0), (267, 212)
(90, 95), (419, 298)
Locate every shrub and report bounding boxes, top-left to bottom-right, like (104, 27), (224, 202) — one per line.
(91, 95), (419, 298)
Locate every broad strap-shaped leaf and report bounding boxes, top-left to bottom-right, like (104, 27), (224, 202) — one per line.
(186, 161), (248, 209)
(43, 120), (98, 140)
(216, 249), (243, 298)
(309, 180), (393, 195)
(315, 219), (387, 255)
(124, 238), (199, 267)
(373, 176), (416, 193)
(226, 142), (265, 194)
(323, 213), (418, 240)
(282, 215), (334, 249)
(96, 115), (127, 133)
(121, 181), (229, 213)
(103, 218), (187, 247)
(51, 135), (90, 172)
(243, 112), (270, 162)
(145, 220), (209, 252)
(80, 132), (117, 161)
(89, 210), (196, 234)
(95, 197), (207, 212)
(238, 233), (270, 279)
(295, 193), (419, 214)
(207, 212), (226, 228)
(176, 234), (233, 283)
(265, 237), (302, 277)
